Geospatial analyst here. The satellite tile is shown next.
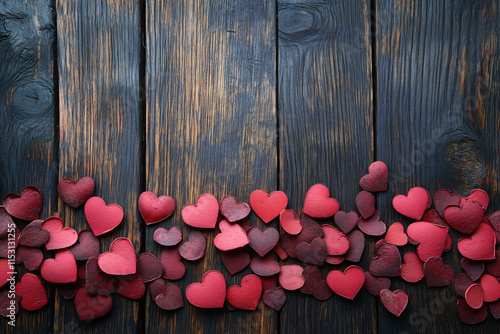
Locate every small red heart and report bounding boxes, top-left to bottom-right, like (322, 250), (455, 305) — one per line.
(136, 253), (163, 283)
(250, 253), (281, 277)
(42, 216), (78, 251)
(464, 189), (489, 211)
(457, 297), (487, 324)
(0, 259), (13, 288)
(321, 225), (349, 256)
(0, 206), (13, 237)
(369, 242), (401, 277)
(280, 217), (324, 258)
(15, 273), (48, 311)
(344, 230), (365, 263)
(153, 226), (182, 247)
(58, 177), (95, 208)
(359, 161), (388, 192)
(138, 191), (175, 225)
(19, 219), (50, 248)
(116, 275), (146, 299)
(69, 230), (100, 261)
(155, 283), (184, 311)
(296, 237), (327, 266)
(181, 193), (219, 229)
(179, 231), (206, 261)
(279, 209), (302, 235)
(41, 250), (77, 284)
(15, 246), (43, 271)
(221, 249), (250, 275)
(486, 249), (500, 276)
(85, 257), (117, 296)
(481, 274), (500, 302)
(458, 223), (496, 260)
(392, 187), (429, 220)
(279, 265), (305, 291)
(247, 226), (279, 257)
(380, 289), (408, 317)
(160, 247), (185, 280)
(356, 191), (376, 219)
(400, 252), (424, 283)
(460, 258), (484, 281)
(75, 287), (112, 322)
(334, 211), (359, 234)
(465, 284), (484, 309)
(364, 272), (391, 296)
(186, 270), (226, 308)
(300, 266), (332, 301)
(226, 274), (262, 310)
(384, 222), (407, 246)
(453, 273), (474, 297)
(357, 211), (386, 236)
(84, 197), (124, 236)
(98, 237), (136, 275)
(250, 190), (288, 224)
(407, 221), (449, 262)
(219, 195), (251, 223)
(303, 184), (339, 218)
(443, 200), (484, 235)
(0, 290), (21, 317)
(423, 257), (455, 287)
(3, 186), (42, 221)
(327, 265), (365, 300)
(421, 208), (447, 227)
(263, 286), (286, 311)
(433, 189), (461, 216)
(214, 220), (250, 251)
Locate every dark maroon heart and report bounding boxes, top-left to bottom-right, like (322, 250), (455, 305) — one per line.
(116, 275), (146, 299)
(247, 227), (280, 257)
(421, 209), (448, 227)
(300, 266), (332, 301)
(261, 276), (277, 292)
(149, 278), (168, 300)
(485, 249), (500, 276)
(457, 298), (487, 324)
(423, 257), (455, 287)
(357, 211), (386, 236)
(59, 268), (86, 300)
(263, 286), (286, 311)
(490, 300), (500, 319)
(58, 177), (95, 208)
(364, 272), (391, 296)
(461, 258), (484, 281)
(344, 230), (365, 262)
(153, 226), (182, 247)
(85, 257), (117, 296)
(69, 230), (100, 261)
(136, 253), (163, 283)
(280, 217), (324, 258)
(434, 189), (461, 217)
(250, 253), (281, 277)
(155, 283), (184, 310)
(296, 237), (327, 266)
(334, 211), (359, 234)
(220, 249), (250, 275)
(453, 273), (474, 298)
(3, 186), (42, 221)
(0, 290), (21, 317)
(488, 210), (500, 231)
(75, 287), (112, 322)
(178, 231), (206, 261)
(160, 247), (185, 280)
(356, 191), (376, 219)
(19, 220), (50, 248)
(15, 246), (43, 271)
(219, 195), (251, 223)
(369, 242), (401, 277)
(0, 228), (19, 258)
(0, 207), (14, 237)
(359, 161), (388, 192)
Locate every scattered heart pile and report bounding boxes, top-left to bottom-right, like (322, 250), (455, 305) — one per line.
(1, 162), (500, 325)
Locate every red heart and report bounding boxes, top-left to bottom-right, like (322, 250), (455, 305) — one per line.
(98, 237), (136, 275)
(334, 211), (359, 234)
(356, 191), (376, 219)
(433, 189), (461, 216)
(303, 184), (339, 218)
(385, 222), (407, 246)
(153, 226), (182, 246)
(279, 265), (305, 290)
(364, 272), (391, 296)
(41, 250), (77, 284)
(0, 259), (14, 288)
(481, 274), (500, 302)
(42, 216), (78, 250)
(279, 209), (302, 235)
(220, 249), (250, 275)
(155, 283), (184, 310)
(423, 257), (455, 287)
(326, 265), (365, 300)
(250, 253), (281, 277)
(226, 274), (262, 310)
(457, 297), (487, 324)
(178, 231), (206, 261)
(357, 211), (386, 236)
(407, 221), (449, 262)
(465, 284), (484, 309)
(300, 266), (332, 301)
(3, 186), (42, 221)
(464, 189), (489, 211)
(57, 177), (95, 208)
(369, 242), (401, 277)
(138, 191), (175, 225)
(219, 195), (251, 223)
(296, 237), (327, 266)
(160, 247), (186, 280)
(250, 190), (288, 223)
(344, 230), (365, 263)
(181, 193), (219, 229)
(85, 257), (117, 296)
(15, 273), (48, 311)
(458, 223), (496, 260)
(186, 270), (226, 308)
(84, 196), (124, 236)
(214, 220), (250, 251)
(75, 287), (112, 322)
(443, 200), (484, 235)
(392, 187), (429, 220)
(69, 230), (100, 261)
(136, 253), (163, 283)
(263, 287), (286, 311)
(15, 246), (43, 271)
(19, 219), (50, 248)
(321, 225), (349, 256)
(116, 275), (146, 299)
(400, 252), (424, 283)
(247, 226), (279, 257)
(380, 289), (408, 317)
(359, 161), (388, 192)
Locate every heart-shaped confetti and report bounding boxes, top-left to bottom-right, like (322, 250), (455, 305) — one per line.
(356, 191), (376, 219)
(247, 226), (279, 257)
(42, 216), (78, 250)
(86, 257), (117, 296)
(392, 187), (429, 220)
(219, 195), (251, 223)
(359, 161), (388, 192)
(214, 220), (250, 251)
(250, 190), (288, 223)
(443, 200), (484, 235)
(279, 265), (305, 291)
(465, 284), (484, 309)
(344, 230), (365, 262)
(300, 266), (332, 301)
(406, 221), (449, 262)
(41, 250), (77, 284)
(75, 287), (112, 322)
(384, 222), (407, 246)
(322, 225), (349, 256)
(58, 177), (95, 208)
(155, 283), (184, 311)
(98, 237), (136, 275)
(3, 186), (42, 221)
(400, 252), (424, 283)
(357, 211), (386, 236)
(334, 211), (359, 234)
(139, 191), (175, 225)
(85, 197), (124, 236)
(160, 247), (186, 280)
(364, 272), (391, 296)
(296, 237), (327, 266)
(69, 230), (100, 261)
(457, 223), (496, 260)
(226, 274), (262, 310)
(279, 209), (302, 235)
(369, 242), (401, 277)
(136, 253), (163, 283)
(179, 231), (206, 261)
(327, 265), (365, 300)
(263, 286), (286, 311)
(153, 226), (182, 247)
(423, 257), (455, 287)
(250, 253), (281, 277)
(303, 184), (339, 218)
(19, 219), (50, 248)
(380, 289), (408, 317)
(16, 273), (48, 311)
(186, 270), (226, 308)
(116, 275), (146, 299)
(433, 189), (461, 217)
(221, 249), (250, 275)
(481, 274), (500, 302)
(181, 193), (219, 229)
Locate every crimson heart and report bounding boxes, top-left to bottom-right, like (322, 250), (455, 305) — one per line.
(85, 257), (117, 296)
(464, 189), (489, 211)
(186, 270), (226, 308)
(250, 253), (281, 277)
(15, 246), (43, 271)
(279, 265), (305, 290)
(460, 257), (484, 282)
(400, 252), (424, 283)
(453, 273), (474, 297)
(302, 184), (339, 218)
(75, 287), (112, 322)
(98, 238), (136, 275)
(263, 286), (286, 311)
(322, 225), (349, 256)
(155, 283), (184, 310)
(457, 223), (496, 260)
(181, 193), (219, 229)
(69, 230), (100, 261)
(221, 249), (250, 275)
(357, 211), (386, 236)
(42, 216), (78, 250)
(57, 177), (95, 208)
(16, 273), (48, 311)
(300, 266), (332, 301)
(457, 298), (487, 324)
(380, 289), (408, 317)
(19, 219), (50, 248)
(443, 200), (484, 235)
(359, 161), (388, 192)
(296, 237), (327, 266)
(334, 211), (359, 234)
(356, 191), (376, 219)
(326, 265), (365, 300)
(0, 259), (13, 288)
(226, 274), (262, 310)
(433, 189), (461, 216)
(84, 196), (124, 236)
(279, 209), (302, 235)
(369, 242), (401, 277)
(406, 221), (449, 262)
(179, 231), (206, 261)
(481, 274), (500, 302)
(250, 190), (288, 223)
(364, 272), (391, 296)
(489, 210), (500, 231)
(465, 284), (484, 309)
(136, 253), (163, 283)
(41, 250), (77, 283)
(116, 275), (146, 299)
(3, 186), (42, 221)
(153, 226), (182, 247)
(384, 222), (407, 246)
(138, 191), (175, 225)
(219, 195), (251, 223)
(214, 220), (249, 251)
(160, 247), (185, 280)
(392, 187), (429, 220)
(423, 257), (455, 287)
(248, 226), (279, 257)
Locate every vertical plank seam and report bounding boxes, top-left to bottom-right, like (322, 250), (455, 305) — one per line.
(275, 1), (281, 333)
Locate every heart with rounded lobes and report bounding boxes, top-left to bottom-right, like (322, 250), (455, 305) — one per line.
(327, 265), (365, 300)
(98, 237), (136, 275)
(219, 195), (251, 223)
(457, 223), (496, 260)
(139, 191), (175, 225)
(42, 215), (78, 251)
(303, 184), (340, 218)
(226, 274), (262, 310)
(186, 270), (226, 308)
(406, 221), (449, 262)
(3, 186), (42, 221)
(380, 289), (408, 317)
(214, 220), (250, 251)
(15, 273), (48, 311)
(359, 161), (388, 192)
(57, 177), (95, 208)
(181, 193), (219, 229)
(250, 190), (288, 223)
(84, 196), (124, 236)
(247, 226), (279, 257)
(392, 187), (429, 220)
(41, 250), (77, 284)
(75, 287), (112, 322)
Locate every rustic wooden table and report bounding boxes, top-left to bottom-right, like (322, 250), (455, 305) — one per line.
(1, 0), (499, 333)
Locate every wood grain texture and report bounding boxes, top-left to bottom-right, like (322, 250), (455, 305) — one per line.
(55, 0), (142, 332)
(0, 0), (56, 332)
(278, 1), (375, 333)
(376, 0), (499, 333)
(145, 0), (277, 333)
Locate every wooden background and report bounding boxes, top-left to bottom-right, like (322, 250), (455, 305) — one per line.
(0, 0), (498, 333)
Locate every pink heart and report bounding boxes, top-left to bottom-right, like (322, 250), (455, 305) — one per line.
(303, 184), (339, 218)
(214, 220), (250, 251)
(42, 216), (78, 250)
(392, 187), (429, 220)
(181, 194), (219, 229)
(464, 189), (489, 211)
(385, 222), (407, 246)
(327, 265), (365, 300)
(458, 223), (496, 260)
(57, 177), (95, 208)
(84, 197), (124, 236)
(139, 191), (175, 225)
(40, 250), (77, 284)
(250, 190), (288, 224)
(279, 265), (305, 290)
(186, 270), (226, 308)
(279, 209), (302, 235)
(481, 274), (500, 302)
(98, 238), (136, 275)
(407, 221), (449, 262)
(400, 252), (424, 283)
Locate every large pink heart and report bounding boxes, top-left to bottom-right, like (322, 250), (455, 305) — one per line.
(214, 220), (250, 251)
(327, 265), (365, 300)
(98, 238), (136, 275)
(458, 223), (496, 260)
(186, 270), (226, 308)
(250, 190), (288, 223)
(392, 187), (429, 220)
(84, 197), (124, 236)
(181, 194), (219, 229)
(303, 184), (339, 218)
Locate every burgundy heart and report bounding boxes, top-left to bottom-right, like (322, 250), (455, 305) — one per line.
(160, 247), (186, 280)
(86, 257), (117, 296)
(153, 226), (182, 247)
(300, 266), (332, 301)
(421, 208), (447, 227)
(334, 211), (359, 234)
(15, 246), (43, 271)
(461, 258), (484, 281)
(250, 253), (281, 277)
(136, 253), (163, 283)
(155, 283), (184, 311)
(3, 186), (42, 221)
(69, 230), (100, 261)
(488, 210), (500, 231)
(263, 286), (286, 311)
(423, 257), (455, 287)
(380, 289), (408, 317)
(219, 195), (251, 223)
(58, 177), (95, 208)
(19, 220), (50, 248)
(359, 161), (388, 192)
(280, 216), (324, 258)
(356, 191), (376, 219)
(457, 298), (487, 324)
(443, 200), (484, 235)
(116, 275), (146, 299)
(369, 242), (401, 277)
(433, 189), (461, 217)
(357, 211), (386, 236)
(75, 287), (113, 322)
(344, 230), (365, 263)
(248, 226), (280, 257)
(220, 249), (250, 275)
(296, 237), (327, 266)
(178, 231), (206, 261)
(364, 272), (391, 296)
(453, 273), (474, 298)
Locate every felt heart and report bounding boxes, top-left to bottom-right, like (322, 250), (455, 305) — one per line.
(453, 273), (474, 298)
(300, 266), (332, 301)
(85, 257), (117, 296)
(247, 226), (279, 257)
(491, 300), (500, 319)
(69, 230), (100, 261)
(219, 195), (251, 223)
(296, 237), (327, 266)
(326, 265), (365, 300)
(239, 220), (253, 233)
(42, 216), (78, 250)
(221, 249), (250, 275)
(0, 259), (13, 288)
(464, 189), (489, 211)
(149, 278), (170, 300)
(0, 228), (19, 258)
(250, 253), (281, 277)
(15, 246), (43, 271)
(226, 274), (262, 310)
(303, 184), (340, 218)
(321, 225), (349, 256)
(138, 191), (175, 225)
(344, 230), (365, 262)
(369, 242), (401, 277)
(443, 200), (484, 235)
(263, 286), (286, 311)
(421, 208), (447, 227)
(458, 223), (496, 260)
(279, 265), (305, 290)
(457, 298), (487, 324)
(334, 211), (359, 234)
(433, 189), (461, 217)
(465, 284), (484, 309)
(15, 273), (48, 311)
(364, 272), (391, 296)
(274, 243), (288, 261)
(461, 258), (484, 281)
(57, 177), (95, 208)
(116, 275), (146, 299)
(153, 226), (182, 247)
(392, 187), (429, 220)
(488, 210), (500, 231)
(155, 283), (184, 311)
(279, 209), (302, 235)
(3, 186), (42, 221)
(75, 287), (113, 322)
(214, 220), (250, 251)
(380, 289), (408, 317)
(357, 211), (386, 236)
(406, 221), (449, 262)
(486, 249), (500, 276)
(0, 206), (13, 237)
(137, 253), (163, 283)
(179, 231), (206, 261)
(19, 219), (50, 248)
(160, 247), (185, 280)
(423, 257), (455, 287)
(359, 161), (388, 192)
(280, 216), (324, 258)
(250, 190), (288, 223)
(480, 274), (500, 302)
(181, 193), (219, 229)
(98, 238), (136, 275)
(186, 270), (226, 308)
(41, 250), (77, 284)
(384, 222), (407, 246)
(356, 191), (376, 219)
(84, 196), (124, 236)
(400, 252), (424, 283)
(0, 290), (21, 317)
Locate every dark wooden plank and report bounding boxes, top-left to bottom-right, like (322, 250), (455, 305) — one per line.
(0, 0), (56, 332)
(278, 1), (375, 333)
(55, 0), (142, 332)
(377, 0), (499, 333)
(145, 0), (277, 333)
